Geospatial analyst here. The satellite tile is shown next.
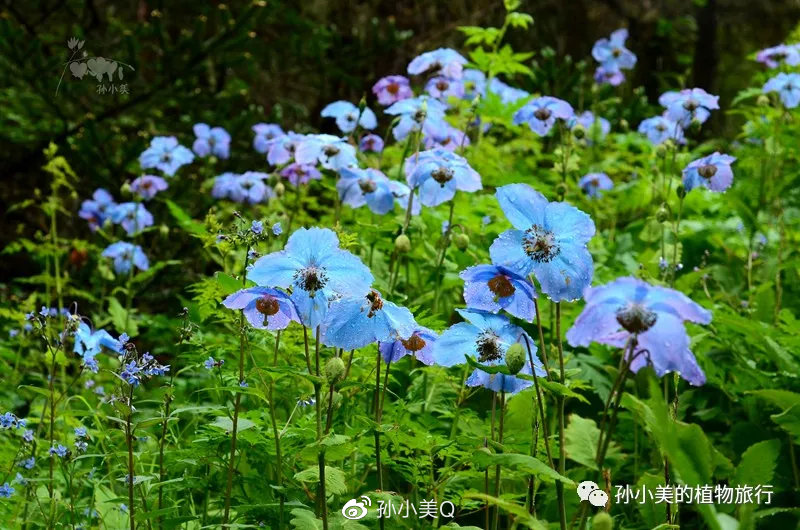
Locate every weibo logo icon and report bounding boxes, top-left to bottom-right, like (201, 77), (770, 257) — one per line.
(341, 496), (371, 520)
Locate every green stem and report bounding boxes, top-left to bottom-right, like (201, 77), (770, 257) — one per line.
(314, 327), (328, 530)
(374, 346), (385, 530)
(492, 391), (506, 530)
(554, 303), (567, 530)
(433, 198), (457, 312)
(126, 385), (136, 530)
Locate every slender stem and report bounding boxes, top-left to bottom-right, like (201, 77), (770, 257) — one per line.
(269, 331), (285, 529)
(532, 298), (551, 376)
(554, 303), (567, 530)
(492, 391), (506, 530)
(374, 346), (385, 530)
(433, 198), (457, 312)
(126, 385), (136, 530)
(314, 327), (328, 530)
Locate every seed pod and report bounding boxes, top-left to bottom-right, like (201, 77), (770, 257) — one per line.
(592, 511), (613, 530)
(325, 357), (346, 384)
(395, 234), (411, 253)
(505, 343), (526, 374)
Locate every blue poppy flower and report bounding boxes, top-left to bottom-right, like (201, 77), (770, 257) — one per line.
(372, 75), (414, 106)
(248, 227), (373, 329)
(566, 277), (711, 386)
(130, 175), (168, 200)
(139, 136), (194, 176)
(73, 321), (123, 361)
(594, 65), (625, 86)
(385, 96), (449, 141)
(321, 101), (377, 133)
(408, 48), (467, 79)
(295, 134), (358, 171)
(592, 29), (637, 73)
(321, 290), (417, 350)
(460, 264), (537, 321)
(212, 173), (274, 203)
(110, 202), (153, 236)
(404, 149), (482, 207)
(425, 76), (464, 101)
(379, 327), (437, 365)
(79, 188), (116, 231)
(659, 88), (719, 127)
(423, 125), (470, 152)
(682, 152), (736, 192)
(579, 173), (614, 198)
(637, 115), (684, 145)
(433, 309), (544, 393)
(569, 111), (610, 142)
(192, 123), (231, 159)
(488, 77), (530, 104)
(101, 242), (149, 274)
(279, 163), (322, 187)
(266, 132), (305, 166)
(212, 172), (239, 200)
(462, 69), (487, 100)
(359, 134), (384, 153)
(222, 287), (300, 330)
(513, 97), (575, 136)
(756, 44), (800, 68)
(252, 123), (285, 153)
(337, 168), (396, 215)
(763, 72), (800, 108)
(490, 184), (595, 302)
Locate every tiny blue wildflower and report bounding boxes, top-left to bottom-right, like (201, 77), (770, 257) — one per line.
(139, 136), (195, 176)
(14, 473), (25, 486)
(21, 457), (35, 469)
(251, 220), (264, 235)
(49, 444), (67, 458)
(74, 426), (87, 438)
(192, 123), (231, 159)
(272, 223), (283, 236)
(490, 184), (595, 302)
(0, 483), (13, 498)
(0, 412), (17, 429)
(203, 357), (216, 370)
(321, 101), (377, 133)
(22, 431), (34, 443)
(74, 440), (88, 453)
(239, 381), (248, 388)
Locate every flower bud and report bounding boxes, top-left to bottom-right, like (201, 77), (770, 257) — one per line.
(394, 234), (411, 253)
(159, 224), (170, 237)
(756, 94), (770, 107)
(592, 511), (613, 530)
(572, 124), (586, 139)
(619, 119), (629, 132)
(453, 233), (469, 251)
(555, 182), (568, 198)
(504, 343), (526, 375)
(324, 357), (345, 384)
(120, 181), (132, 196)
(655, 206), (669, 223)
(676, 184), (686, 199)
(655, 143), (667, 159)
(274, 182), (285, 197)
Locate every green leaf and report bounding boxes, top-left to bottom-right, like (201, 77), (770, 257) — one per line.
(463, 493), (547, 530)
(294, 466), (347, 495)
(108, 296), (138, 337)
(564, 414), (621, 471)
(210, 416), (255, 432)
(165, 199), (206, 236)
(216, 271), (243, 296)
(290, 508), (322, 530)
(470, 450), (573, 485)
(735, 439), (780, 487)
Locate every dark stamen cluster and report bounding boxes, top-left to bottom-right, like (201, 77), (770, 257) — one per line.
(255, 295), (280, 316)
(476, 331), (502, 362)
(615, 303), (657, 334)
(431, 167), (454, 185)
(698, 164), (717, 178)
(533, 108), (552, 121)
(359, 179), (378, 193)
(323, 145), (340, 156)
(294, 266), (328, 293)
(401, 334), (426, 352)
(522, 225), (560, 263)
(488, 274), (516, 298)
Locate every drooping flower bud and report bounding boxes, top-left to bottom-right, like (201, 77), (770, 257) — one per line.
(592, 511), (613, 530)
(324, 357), (346, 384)
(394, 234), (411, 253)
(504, 343), (526, 375)
(453, 233), (469, 251)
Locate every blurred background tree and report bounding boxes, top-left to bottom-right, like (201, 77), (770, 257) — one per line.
(1, 0), (798, 277)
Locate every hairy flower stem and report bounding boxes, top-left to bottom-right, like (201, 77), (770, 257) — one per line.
(492, 391), (506, 530)
(270, 331), (285, 529)
(523, 334), (554, 514)
(373, 346), (386, 530)
(223, 248), (250, 527)
(313, 327), (328, 530)
(432, 198), (457, 312)
(554, 303), (567, 530)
